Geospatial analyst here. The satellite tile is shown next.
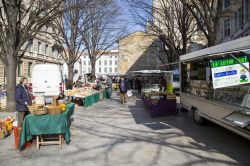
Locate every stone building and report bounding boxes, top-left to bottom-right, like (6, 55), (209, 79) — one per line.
(0, 26), (63, 85)
(217, 0), (250, 43)
(118, 31), (164, 74)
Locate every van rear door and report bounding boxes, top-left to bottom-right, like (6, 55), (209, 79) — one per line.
(43, 69), (61, 96)
(32, 69), (47, 96)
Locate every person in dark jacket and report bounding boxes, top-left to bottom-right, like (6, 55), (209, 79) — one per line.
(119, 76), (129, 104)
(15, 77), (32, 126)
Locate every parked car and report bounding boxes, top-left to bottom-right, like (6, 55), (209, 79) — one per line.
(30, 64), (64, 102)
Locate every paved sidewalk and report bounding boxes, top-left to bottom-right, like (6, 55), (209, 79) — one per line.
(0, 93), (249, 166)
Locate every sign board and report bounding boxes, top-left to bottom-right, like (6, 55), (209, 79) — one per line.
(211, 56), (250, 89)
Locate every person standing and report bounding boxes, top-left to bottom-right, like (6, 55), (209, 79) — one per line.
(15, 77), (32, 127)
(137, 77), (142, 93)
(106, 76), (113, 99)
(160, 77), (167, 92)
(119, 76), (128, 104)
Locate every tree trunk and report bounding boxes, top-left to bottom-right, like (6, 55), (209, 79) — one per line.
(67, 63), (74, 85)
(90, 60), (96, 81)
(6, 57), (17, 112)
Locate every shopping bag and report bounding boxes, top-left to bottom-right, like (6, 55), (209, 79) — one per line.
(127, 90), (132, 97)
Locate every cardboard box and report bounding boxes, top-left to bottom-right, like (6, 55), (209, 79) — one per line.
(0, 121), (6, 130)
(0, 129), (7, 139)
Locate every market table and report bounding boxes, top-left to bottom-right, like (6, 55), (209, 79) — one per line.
(93, 93), (100, 102)
(18, 103), (75, 150)
(84, 95), (95, 107)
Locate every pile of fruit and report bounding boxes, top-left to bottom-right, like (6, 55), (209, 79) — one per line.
(64, 87), (98, 98)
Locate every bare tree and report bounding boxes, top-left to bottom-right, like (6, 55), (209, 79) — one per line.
(50, 0), (91, 85)
(180, 0), (223, 46)
(0, 0), (64, 111)
(81, 0), (125, 80)
(127, 0), (198, 63)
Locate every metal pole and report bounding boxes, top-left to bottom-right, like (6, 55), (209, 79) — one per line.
(229, 54), (250, 72)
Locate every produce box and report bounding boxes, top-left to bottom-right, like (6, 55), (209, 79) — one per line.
(0, 120), (7, 130)
(0, 129), (7, 139)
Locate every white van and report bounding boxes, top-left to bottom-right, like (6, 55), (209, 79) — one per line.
(31, 64), (64, 99)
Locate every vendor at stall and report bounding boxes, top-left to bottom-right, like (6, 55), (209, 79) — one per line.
(15, 77), (32, 126)
(74, 76), (83, 88)
(160, 77), (167, 92)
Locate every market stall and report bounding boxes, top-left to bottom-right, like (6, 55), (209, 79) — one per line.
(64, 86), (105, 108)
(130, 70), (177, 117)
(19, 103), (75, 150)
(142, 92), (177, 117)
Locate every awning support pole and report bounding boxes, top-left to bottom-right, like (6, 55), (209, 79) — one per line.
(229, 54), (250, 72)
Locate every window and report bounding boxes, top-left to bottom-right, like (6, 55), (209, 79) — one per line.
(18, 62), (23, 77)
(28, 62), (32, 77)
(115, 67), (117, 73)
(109, 67), (112, 73)
(38, 42), (41, 54)
(88, 60), (90, 65)
(223, 0), (230, 9)
(83, 61), (86, 65)
(99, 60), (101, 65)
(243, 0), (250, 24)
(115, 60), (118, 65)
(45, 44), (48, 56)
(99, 67), (101, 73)
(52, 48), (55, 56)
(224, 19), (231, 37)
(110, 55), (112, 58)
(104, 60), (107, 66)
(235, 7), (242, 32)
(115, 56), (117, 59)
(45, 25), (49, 33)
(88, 67), (91, 73)
(109, 60), (112, 65)
(28, 39), (33, 52)
(104, 67), (107, 73)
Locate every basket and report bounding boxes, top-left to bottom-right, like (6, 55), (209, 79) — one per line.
(46, 106), (62, 115)
(28, 105), (44, 114)
(33, 108), (48, 116)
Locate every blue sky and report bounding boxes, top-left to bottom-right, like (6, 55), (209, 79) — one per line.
(117, 0), (150, 34)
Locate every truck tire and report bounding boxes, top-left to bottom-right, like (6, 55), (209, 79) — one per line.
(193, 108), (206, 125)
(180, 106), (188, 112)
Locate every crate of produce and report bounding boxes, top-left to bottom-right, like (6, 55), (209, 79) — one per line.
(46, 105), (62, 115)
(28, 104), (44, 114)
(0, 129), (7, 139)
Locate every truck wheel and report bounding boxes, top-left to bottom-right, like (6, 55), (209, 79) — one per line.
(180, 106), (188, 112)
(193, 108), (206, 125)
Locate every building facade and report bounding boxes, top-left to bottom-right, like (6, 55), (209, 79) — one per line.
(64, 50), (119, 78)
(0, 25), (63, 85)
(217, 0), (250, 43)
(81, 50), (119, 76)
(118, 31), (164, 74)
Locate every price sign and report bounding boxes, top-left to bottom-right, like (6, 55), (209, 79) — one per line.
(211, 56), (250, 89)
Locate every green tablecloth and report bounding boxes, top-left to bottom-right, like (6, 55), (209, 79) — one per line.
(84, 95), (95, 107)
(93, 93), (100, 102)
(19, 103), (75, 150)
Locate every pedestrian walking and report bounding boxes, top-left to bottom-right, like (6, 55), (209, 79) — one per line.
(106, 76), (113, 99)
(119, 76), (129, 104)
(15, 77), (32, 126)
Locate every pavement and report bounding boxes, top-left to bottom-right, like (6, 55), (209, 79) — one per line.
(0, 92), (249, 166)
